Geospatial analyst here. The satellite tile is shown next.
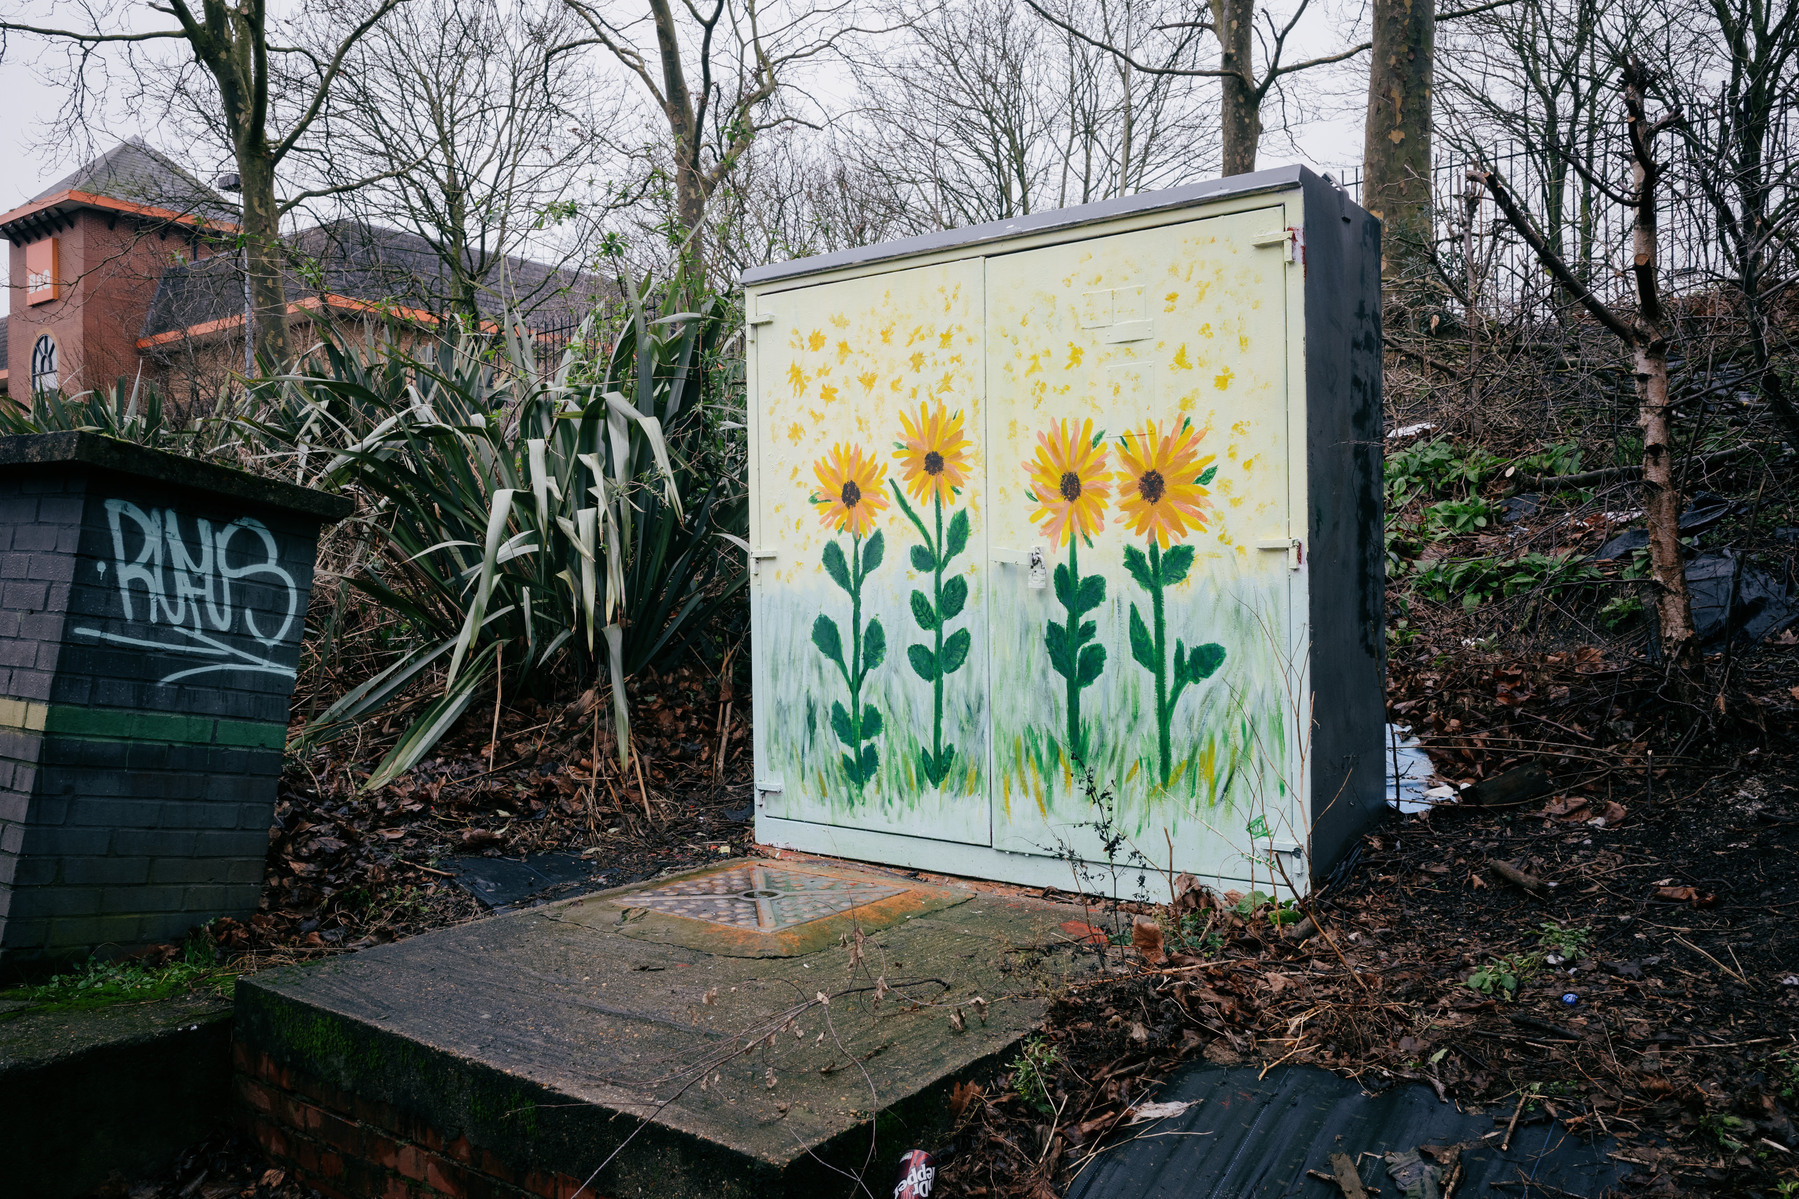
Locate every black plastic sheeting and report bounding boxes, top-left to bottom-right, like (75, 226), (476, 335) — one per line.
(445, 851), (609, 909)
(1065, 1063), (1631, 1199)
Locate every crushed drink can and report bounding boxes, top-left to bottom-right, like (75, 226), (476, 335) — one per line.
(892, 1148), (937, 1198)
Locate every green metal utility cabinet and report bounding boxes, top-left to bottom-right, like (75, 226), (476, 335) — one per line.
(741, 167), (1383, 896)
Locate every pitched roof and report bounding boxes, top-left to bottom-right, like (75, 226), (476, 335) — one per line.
(140, 220), (609, 344)
(31, 138), (239, 225)
(1, 138), (239, 244)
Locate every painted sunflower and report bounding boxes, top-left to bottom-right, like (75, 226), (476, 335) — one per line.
(1024, 418), (1111, 547)
(811, 442), (889, 537)
(893, 400), (972, 506)
(1113, 420), (1215, 546)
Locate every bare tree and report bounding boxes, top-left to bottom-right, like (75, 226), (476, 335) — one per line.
(1, 0), (406, 364)
(1473, 58), (1705, 697)
(295, 0), (608, 326)
(557, 0), (867, 271)
(1027, 0), (1374, 175)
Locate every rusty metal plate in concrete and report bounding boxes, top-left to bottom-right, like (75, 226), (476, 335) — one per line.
(569, 858), (972, 957)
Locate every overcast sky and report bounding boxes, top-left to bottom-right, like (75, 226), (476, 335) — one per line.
(0, 1), (1370, 291)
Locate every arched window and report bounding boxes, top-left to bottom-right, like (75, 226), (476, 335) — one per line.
(29, 335), (57, 395)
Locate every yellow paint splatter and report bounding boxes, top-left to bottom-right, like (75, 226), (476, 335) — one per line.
(909, 351), (926, 371)
(938, 329), (954, 348)
(1065, 343), (1084, 369)
(857, 370), (878, 392)
(830, 313), (849, 329)
(807, 330), (826, 352)
(787, 363), (806, 396)
(880, 324), (894, 343)
(1231, 420), (1251, 436)
(1163, 291), (1180, 312)
(786, 422), (804, 445)
(1239, 334), (1250, 352)
(1240, 455), (1257, 472)
(1199, 323), (1213, 339)
(1213, 366), (1234, 390)
(820, 384), (839, 405)
(1171, 344), (1193, 370)
(836, 340), (852, 363)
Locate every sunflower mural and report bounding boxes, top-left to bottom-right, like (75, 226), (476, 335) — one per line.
(1114, 419), (1228, 786)
(889, 400), (974, 787)
(810, 443), (890, 792)
(1024, 418), (1110, 764)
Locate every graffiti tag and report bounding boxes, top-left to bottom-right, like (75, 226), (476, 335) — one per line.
(71, 499), (301, 686)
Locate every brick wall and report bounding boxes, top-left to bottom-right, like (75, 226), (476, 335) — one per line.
(0, 440), (340, 969)
(235, 1043), (600, 1199)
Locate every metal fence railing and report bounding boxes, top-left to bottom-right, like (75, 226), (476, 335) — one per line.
(1335, 140), (1797, 318)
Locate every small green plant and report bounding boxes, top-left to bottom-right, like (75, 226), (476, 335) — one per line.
(1599, 593), (1645, 629)
(1465, 951), (1543, 1000)
(1537, 922), (1592, 959)
(1516, 441), (1583, 480)
(1774, 1180), (1799, 1199)
(1010, 1034), (1060, 1116)
(5, 934), (230, 1009)
(1772, 1047), (1799, 1103)
(1424, 497), (1497, 536)
(1700, 1112), (1754, 1153)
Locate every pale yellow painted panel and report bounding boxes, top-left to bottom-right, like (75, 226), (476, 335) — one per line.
(751, 259), (992, 845)
(981, 208), (1304, 883)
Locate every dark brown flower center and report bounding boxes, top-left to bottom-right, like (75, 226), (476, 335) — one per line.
(840, 480), (862, 508)
(1138, 470), (1166, 505)
(1059, 471), (1082, 502)
(924, 450), (945, 475)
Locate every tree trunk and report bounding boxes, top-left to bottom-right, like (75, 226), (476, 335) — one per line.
(1210, 0), (1260, 175)
(236, 148), (291, 366)
(1622, 60), (1703, 697)
(647, 0), (706, 234)
(1361, 0), (1434, 282)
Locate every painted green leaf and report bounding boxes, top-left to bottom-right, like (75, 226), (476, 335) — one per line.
(1128, 604), (1156, 671)
(1074, 618), (1097, 647)
(1190, 642), (1227, 680)
(910, 544), (936, 573)
(941, 627), (972, 675)
(1172, 639), (1190, 688)
(908, 643), (938, 682)
(1044, 621), (1073, 679)
(864, 617), (887, 672)
(861, 529), (885, 574)
(1053, 562), (1075, 609)
(860, 704), (884, 741)
(1075, 643), (1106, 687)
(1123, 544), (1154, 591)
(939, 573), (968, 620)
(944, 508), (970, 561)
(830, 700), (854, 747)
(858, 743), (878, 780)
(840, 751), (862, 784)
(1247, 814), (1271, 839)
(822, 540), (851, 593)
(1074, 574), (1106, 616)
(1161, 544), (1196, 587)
(811, 614), (845, 669)
(910, 590), (940, 631)
(1198, 464), (1218, 486)
(919, 749), (943, 787)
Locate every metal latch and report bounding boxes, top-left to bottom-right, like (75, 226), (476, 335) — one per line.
(755, 775), (784, 804)
(1256, 537), (1303, 570)
(749, 547), (777, 578)
(1252, 228), (1296, 263)
(746, 311), (775, 341)
(995, 545), (1048, 587)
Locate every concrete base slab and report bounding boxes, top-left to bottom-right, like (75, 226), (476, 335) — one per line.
(234, 857), (1099, 1199)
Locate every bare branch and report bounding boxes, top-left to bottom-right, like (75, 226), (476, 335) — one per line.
(1469, 165), (1635, 343)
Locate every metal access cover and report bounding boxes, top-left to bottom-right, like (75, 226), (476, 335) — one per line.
(570, 859), (972, 958)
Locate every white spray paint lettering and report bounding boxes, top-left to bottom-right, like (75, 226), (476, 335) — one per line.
(72, 499), (301, 685)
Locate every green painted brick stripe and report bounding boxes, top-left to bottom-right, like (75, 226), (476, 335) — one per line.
(0, 701), (285, 750)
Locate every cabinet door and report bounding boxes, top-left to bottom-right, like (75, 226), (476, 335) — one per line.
(982, 207), (1304, 884)
(751, 259), (993, 846)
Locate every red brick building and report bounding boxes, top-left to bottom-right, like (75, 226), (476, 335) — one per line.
(2, 140), (603, 403)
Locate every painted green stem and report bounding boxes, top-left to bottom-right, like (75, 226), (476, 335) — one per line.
(1146, 543), (1171, 781)
(892, 481), (969, 788)
(1064, 539), (1083, 757)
